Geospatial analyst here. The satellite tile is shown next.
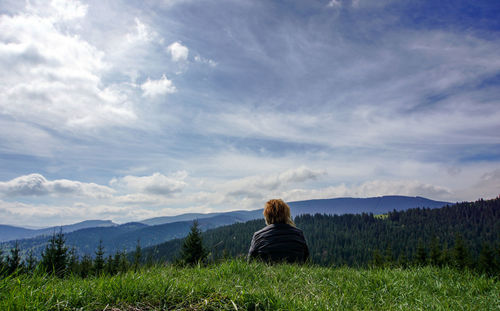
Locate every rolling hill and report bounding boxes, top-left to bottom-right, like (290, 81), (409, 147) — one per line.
(140, 195), (449, 226)
(1, 195), (450, 257)
(0, 220), (117, 242)
(141, 197), (500, 267)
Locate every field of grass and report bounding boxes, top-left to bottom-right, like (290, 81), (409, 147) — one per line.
(1, 260), (499, 310)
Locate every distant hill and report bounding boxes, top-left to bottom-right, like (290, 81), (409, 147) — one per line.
(0, 220), (117, 242)
(140, 210), (262, 226)
(0, 214), (250, 258)
(0, 225), (35, 243)
(141, 198), (500, 266)
(140, 195), (449, 226)
(288, 195), (450, 216)
(0, 195), (450, 257)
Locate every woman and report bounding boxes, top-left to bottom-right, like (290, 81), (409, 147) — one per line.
(248, 199), (309, 263)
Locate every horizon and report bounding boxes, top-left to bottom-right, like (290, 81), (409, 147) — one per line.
(1, 194), (460, 228)
(1, 0), (499, 227)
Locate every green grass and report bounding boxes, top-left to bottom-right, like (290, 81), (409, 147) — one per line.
(1, 260), (499, 310)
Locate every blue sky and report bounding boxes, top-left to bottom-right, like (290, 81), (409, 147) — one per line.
(0, 0), (499, 226)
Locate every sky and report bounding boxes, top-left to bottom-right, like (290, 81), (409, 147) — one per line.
(0, 0), (499, 227)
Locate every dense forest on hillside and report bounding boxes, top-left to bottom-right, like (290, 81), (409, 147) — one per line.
(142, 198), (500, 271)
(1, 198), (499, 279)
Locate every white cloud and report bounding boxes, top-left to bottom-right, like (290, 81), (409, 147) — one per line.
(281, 180), (452, 202)
(50, 0), (88, 21)
(167, 41), (189, 62)
(0, 4), (137, 131)
(221, 167), (326, 204)
(194, 55), (217, 67)
(126, 18), (161, 44)
(110, 172), (188, 196)
(327, 0), (342, 8)
(141, 74), (177, 98)
(456, 169), (500, 201)
(0, 174), (115, 199)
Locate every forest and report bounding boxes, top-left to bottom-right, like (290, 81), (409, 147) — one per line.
(1, 197), (499, 278)
(141, 197), (500, 275)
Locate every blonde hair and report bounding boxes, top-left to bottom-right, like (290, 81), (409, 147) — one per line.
(263, 199), (295, 226)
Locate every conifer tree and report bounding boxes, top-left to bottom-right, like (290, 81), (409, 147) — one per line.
(478, 243), (496, 276)
(440, 241), (452, 267)
(397, 252), (408, 268)
(118, 251), (129, 273)
(415, 239), (427, 266)
(105, 255), (116, 275)
(180, 220), (207, 265)
(133, 240), (142, 272)
(25, 249), (37, 273)
(384, 244), (394, 267)
(79, 254), (93, 278)
(453, 233), (470, 269)
(7, 242), (21, 275)
(429, 236), (442, 266)
(371, 249), (385, 267)
(41, 229), (68, 277)
(67, 247), (79, 275)
(0, 249), (5, 277)
(94, 240), (105, 275)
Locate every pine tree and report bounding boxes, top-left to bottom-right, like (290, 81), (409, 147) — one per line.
(94, 240), (105, 276)
(118, 251), (129, 273)
(133, 240), (142, 272)
(68, 247), (79, 275)
(440, 241), (452, 266)
(180, 220), (208, 265)
(478, 243), (496, 276)
(79, 254), (92, 278)
(429, 236), (442, 266)
(105, 255), (115, 275)
(397, 252), (408, 268)
(112, 252), (121, 274)
(25, 249), (37, 273)
(453, 233), (470, 269)
(371, 249), (385, 267)
(41, 230), (68, 277)
(415, 239), (427, 266)
(384, 244), (394, 267)
(0, 249), (6, 277)
(7, 242), (22, 275)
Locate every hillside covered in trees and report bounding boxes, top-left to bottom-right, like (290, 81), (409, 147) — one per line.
(142, 197), (500, 273)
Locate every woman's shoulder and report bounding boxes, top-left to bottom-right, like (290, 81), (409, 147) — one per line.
(254, 223), (304, 236)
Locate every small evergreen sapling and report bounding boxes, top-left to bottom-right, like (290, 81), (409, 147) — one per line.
(41, 229), (68, 277)
(7, 242), (21, 275)
(94, 240), (105, 276)
(180, 220), (208, 265)
(133, 240), (142, 272)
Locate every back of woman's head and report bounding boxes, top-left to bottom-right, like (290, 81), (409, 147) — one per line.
(263, 199), (295, 226)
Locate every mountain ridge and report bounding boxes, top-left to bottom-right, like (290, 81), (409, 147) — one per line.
(0, 195), (450, 254)
(0, 220), (117, 242)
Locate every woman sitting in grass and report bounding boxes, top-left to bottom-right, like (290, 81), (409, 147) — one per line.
(248, 199), (309, 263)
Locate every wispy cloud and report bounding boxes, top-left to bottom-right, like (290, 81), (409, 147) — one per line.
(0, 0), (499, 226)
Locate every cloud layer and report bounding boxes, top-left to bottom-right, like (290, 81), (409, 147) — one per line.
(0, 0), (499, 226)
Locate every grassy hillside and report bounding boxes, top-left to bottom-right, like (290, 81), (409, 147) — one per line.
(1, 260), (498, 310)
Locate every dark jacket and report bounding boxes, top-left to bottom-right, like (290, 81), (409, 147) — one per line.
(248, 223), (309, 264)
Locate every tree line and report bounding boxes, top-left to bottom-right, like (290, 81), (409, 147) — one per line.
(141, 197), (500, 276)
(2, 197), (499, 278)
(0, 230), (146, 278)
(0, 221), (208, 278)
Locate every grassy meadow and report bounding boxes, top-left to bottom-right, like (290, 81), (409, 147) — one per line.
(1, 260), (499, 310)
